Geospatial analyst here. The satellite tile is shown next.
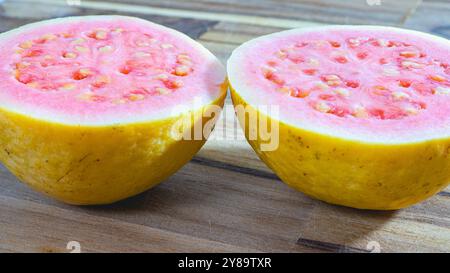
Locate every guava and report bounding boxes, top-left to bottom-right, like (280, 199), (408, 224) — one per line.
(228, 26), (450, 210)
(0, 15), (227, 204)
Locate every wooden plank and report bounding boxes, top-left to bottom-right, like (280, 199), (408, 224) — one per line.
(0, 0), (218, 38)
(404, 0), (450, 38)
(0, 196), (257, 253)
(101, 0), (421, 25)
(13, 0), (322, 29)
(0, 164), (319, 253)
(1, 162), (449, 253)
(299, 199), (450, 252)
(197, 22), (286, 62)
(200, 22), (285, 46)
(198, 40), (235, 63)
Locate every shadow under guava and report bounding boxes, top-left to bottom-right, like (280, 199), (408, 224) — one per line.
(77, 150), (401, 253)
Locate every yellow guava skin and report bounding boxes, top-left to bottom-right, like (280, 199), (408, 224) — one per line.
(231, 87), (450, 210)
(0, 86), (226, 205)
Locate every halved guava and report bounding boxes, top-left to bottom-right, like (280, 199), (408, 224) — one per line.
(0, 15), (226, 204)
(228, 26), (450, 210)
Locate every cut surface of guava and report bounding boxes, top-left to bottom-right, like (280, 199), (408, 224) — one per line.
(0, 15), (225, 125)
(228, 26), (450, 143)
(0, 16), (226, 205)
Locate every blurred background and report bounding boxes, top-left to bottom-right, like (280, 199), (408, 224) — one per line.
(1, 0), (448, 65)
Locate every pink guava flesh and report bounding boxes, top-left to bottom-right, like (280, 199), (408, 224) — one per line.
(0, 16), (225, 124)
(228, 26), (450, 143)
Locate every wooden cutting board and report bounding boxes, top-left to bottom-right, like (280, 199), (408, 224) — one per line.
(1, 0), (449, 253)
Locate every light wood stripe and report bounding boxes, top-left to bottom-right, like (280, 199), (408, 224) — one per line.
(17, 0), (323, 29)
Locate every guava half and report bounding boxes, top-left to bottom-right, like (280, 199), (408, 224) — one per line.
(0, 15), (227, 205)
(228, 26), (450, 210)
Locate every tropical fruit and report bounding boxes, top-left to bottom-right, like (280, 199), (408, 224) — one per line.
(0, 16), (226, 204)
(228, 26), (450, 210)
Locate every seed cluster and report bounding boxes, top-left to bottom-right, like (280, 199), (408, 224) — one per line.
(261, 37), (450, 120)
(12, 27), (194, 103)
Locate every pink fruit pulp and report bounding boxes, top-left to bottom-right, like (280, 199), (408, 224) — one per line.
(0, 16), (225, 125)
(228, 26), (450, 143)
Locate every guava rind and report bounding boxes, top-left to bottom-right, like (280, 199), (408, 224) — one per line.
(0, 91), (226, 205)
(231, 88), (450, 210)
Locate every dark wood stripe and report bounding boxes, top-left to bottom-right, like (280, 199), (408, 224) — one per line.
(437, 191), (450, 197)
(5, 148), (449, 200)
(192, 157), (450, 199)
(297, 237), (369, 253)
(431, 26), (450, 39)
(199, 37), (243, 46)
(191, 156), (280, 180)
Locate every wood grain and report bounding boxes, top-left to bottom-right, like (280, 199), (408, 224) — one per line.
(103, 0), (421, 25)
(404, 0), (450, 38)
(0, 0), (219, 38)
(0, 195), (257, 253)
(0, 0), (449, 253)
